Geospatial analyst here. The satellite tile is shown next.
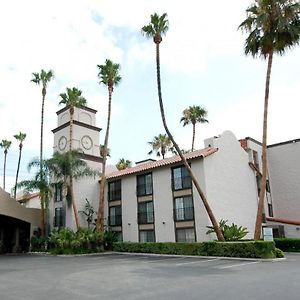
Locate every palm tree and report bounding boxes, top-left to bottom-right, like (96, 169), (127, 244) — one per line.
(116, 158), (132, 170)
(0, 139), (12, 190)
(46, 150), (98, 230)
(239, 0), (300, 240)
(180, 105), (208, 151)
(100, 144), (111, 158)
(17, 159), (51, 236)
(142, 13), (224, 241)
(148, 134), (176, 159)
(59, 87), (87, 151)
(31, 69), (54, 170)
(59, 87), (87, 229)
(13, 132), (26, 198)
(96, 59), (122, 232)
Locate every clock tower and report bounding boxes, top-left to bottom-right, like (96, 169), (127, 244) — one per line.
(51, 106), (102, 230)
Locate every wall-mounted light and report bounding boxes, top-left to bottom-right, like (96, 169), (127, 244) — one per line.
(162, 221), (165, 224)
(128, 223), (131, 226)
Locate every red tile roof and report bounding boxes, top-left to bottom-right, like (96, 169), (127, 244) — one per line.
(106, 147), (218, 179)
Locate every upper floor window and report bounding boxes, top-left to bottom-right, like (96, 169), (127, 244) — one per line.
(108, 180), (121, 201)
(54, 183), (63, 202)
(172, 165), (192, 190)
(174, 196), (194, 221)
(137, 173), (153, 196)
(109, 205), (122, 226)
(138, 201), (154, 224)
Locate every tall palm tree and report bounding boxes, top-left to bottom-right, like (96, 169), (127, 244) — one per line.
(13, 132), (26, 198)
(59, 87), (87, 229)
(46, 150), (98, 230)
(31, 69), (54, 171)
(180, 105), (208, 151)
(96, 59), (122, 232)
(116, 158), (132, 170)
(17, 159), (51, 237)
(142, 13), (224, 241)
(100, 144), (111, 158)
(239, 0), (300, 240)
(0, 139), (12, 190)
(148, 134), (176, 159)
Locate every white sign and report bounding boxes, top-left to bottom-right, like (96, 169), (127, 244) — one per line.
(263, 227), (273, 241)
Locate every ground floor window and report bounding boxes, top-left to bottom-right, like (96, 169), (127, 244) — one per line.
(54, 207), (64, 228)
(139, 230), (155, 242)
(176, 228), (195, 243)
(109, 206), (122, 226)
(112, 231), (123, 242)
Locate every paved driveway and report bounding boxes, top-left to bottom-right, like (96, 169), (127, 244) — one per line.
(0, 253), (299, 300)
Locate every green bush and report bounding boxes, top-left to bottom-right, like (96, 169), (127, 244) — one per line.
(48, 228), (104, 254)
(114, 241), (277, 259)
(30, 236), (49, 252)
(274, 248), (285, 258)
(274, 238), (300, 252)
(104, 231), (118, 250)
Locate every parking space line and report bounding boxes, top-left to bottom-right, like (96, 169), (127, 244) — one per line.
(216, 261), (260, 269)
(175, 258), (220, 266)
(147, 257), (187, 263)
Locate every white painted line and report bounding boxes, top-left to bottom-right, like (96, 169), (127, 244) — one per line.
(175, 258), (220, 266)
(217, 261), (260, 269)
(147, 257), (186, 263)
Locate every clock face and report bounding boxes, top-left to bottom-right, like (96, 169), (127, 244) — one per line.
(58, 136), (67, 151)
(81, 135), (93, 150)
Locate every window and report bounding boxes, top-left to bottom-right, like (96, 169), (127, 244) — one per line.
(137, 173), (153, 196)
(138, 201), (154, 224)
(54, 207), (64, 228)
(139, 230), (155, 242)
(112, 231), (123, 242)
(54, 183), (62, 202)
(172, 165), (192, 190)
(174, 196), (194, 221)
(268, 203), (274, 217)
(176, 228), (196, 243)
(108, 180), (121, 201)
(109, 206), (122, 226)
(253, 150), (259, 169)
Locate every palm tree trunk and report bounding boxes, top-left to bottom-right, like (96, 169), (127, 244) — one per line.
(254, 50), (274, 240)
(40, 196), (45, 237)
(96, 87), (113, 232)
(40, 91), (45, 172)
(14, 144), (23, 198)
(192, 123), (196, 151)
(69, 106), (80, 230)
(155, 42), (224, 241)
(3, 150), (7, 190)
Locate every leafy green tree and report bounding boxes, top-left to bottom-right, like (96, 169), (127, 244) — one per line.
(31, 69), (54, 170)
(0, 139), (12, 190)
(79, 198), (96, 229)
(180, 105), (208, 151)
(96, 59), (121, 232)
(46, 150), (98, 230)
(239, 0), (300, 240)
(13, 132), (26, 198)
(142, 13), (224, 241)
(116, 158), (132, 170)
(17, 159), (51, 237)
(148, 134), (176, 159)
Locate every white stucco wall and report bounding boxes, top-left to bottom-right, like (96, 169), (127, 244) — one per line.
(268, 140), (300, 220)
(203, 131), (258, 239)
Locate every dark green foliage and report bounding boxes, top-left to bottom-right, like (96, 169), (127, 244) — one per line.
(47, 228), (104, 254)
(206, 219), (249, 241)
(274, 238), (300, 252)
(274, 247), (285, 258)
(30, 236), (48, 252)
(113, 241), (277, 258)
(104, 231), (118, 250)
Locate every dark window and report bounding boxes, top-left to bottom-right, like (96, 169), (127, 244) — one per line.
(172, 165), (192, 190)
(174, 196), (194, 221)
(266, 179), (270, 193)
(108, 180), (121, 201)
(138, 201), (154, 224)
(54, 183), (63, 202)
(253, 150), (259, 169)
(137, 173), (153, 196)
(176, 228), (195, 243)
(109, 206), (122, 226)
(54, 207), (64, 228)
(139, 230), (155, 242)
(268, 203), (274, 217)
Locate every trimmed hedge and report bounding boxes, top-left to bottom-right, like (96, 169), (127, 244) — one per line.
(274, 238), (300, 252)
(114, 241), (277, 259)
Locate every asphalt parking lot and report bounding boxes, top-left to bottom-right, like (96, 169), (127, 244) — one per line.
(0, 253), (299, 300)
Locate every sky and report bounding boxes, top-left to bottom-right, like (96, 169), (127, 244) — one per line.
(0, 0), (300, 193)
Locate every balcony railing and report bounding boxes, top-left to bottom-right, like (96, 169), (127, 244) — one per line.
(108, 215), (122, 226)
(174, 207), (194, 221)
(138, 212), (154, 224)
(172, 176), (192, 190)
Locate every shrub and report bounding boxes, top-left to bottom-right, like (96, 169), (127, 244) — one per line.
(114, 241), (276, 258)
(274, 248), (285, 258)
(104, 231), (118, 250)
(274, 238), (300, 252)
(30, 236), (48, 252)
